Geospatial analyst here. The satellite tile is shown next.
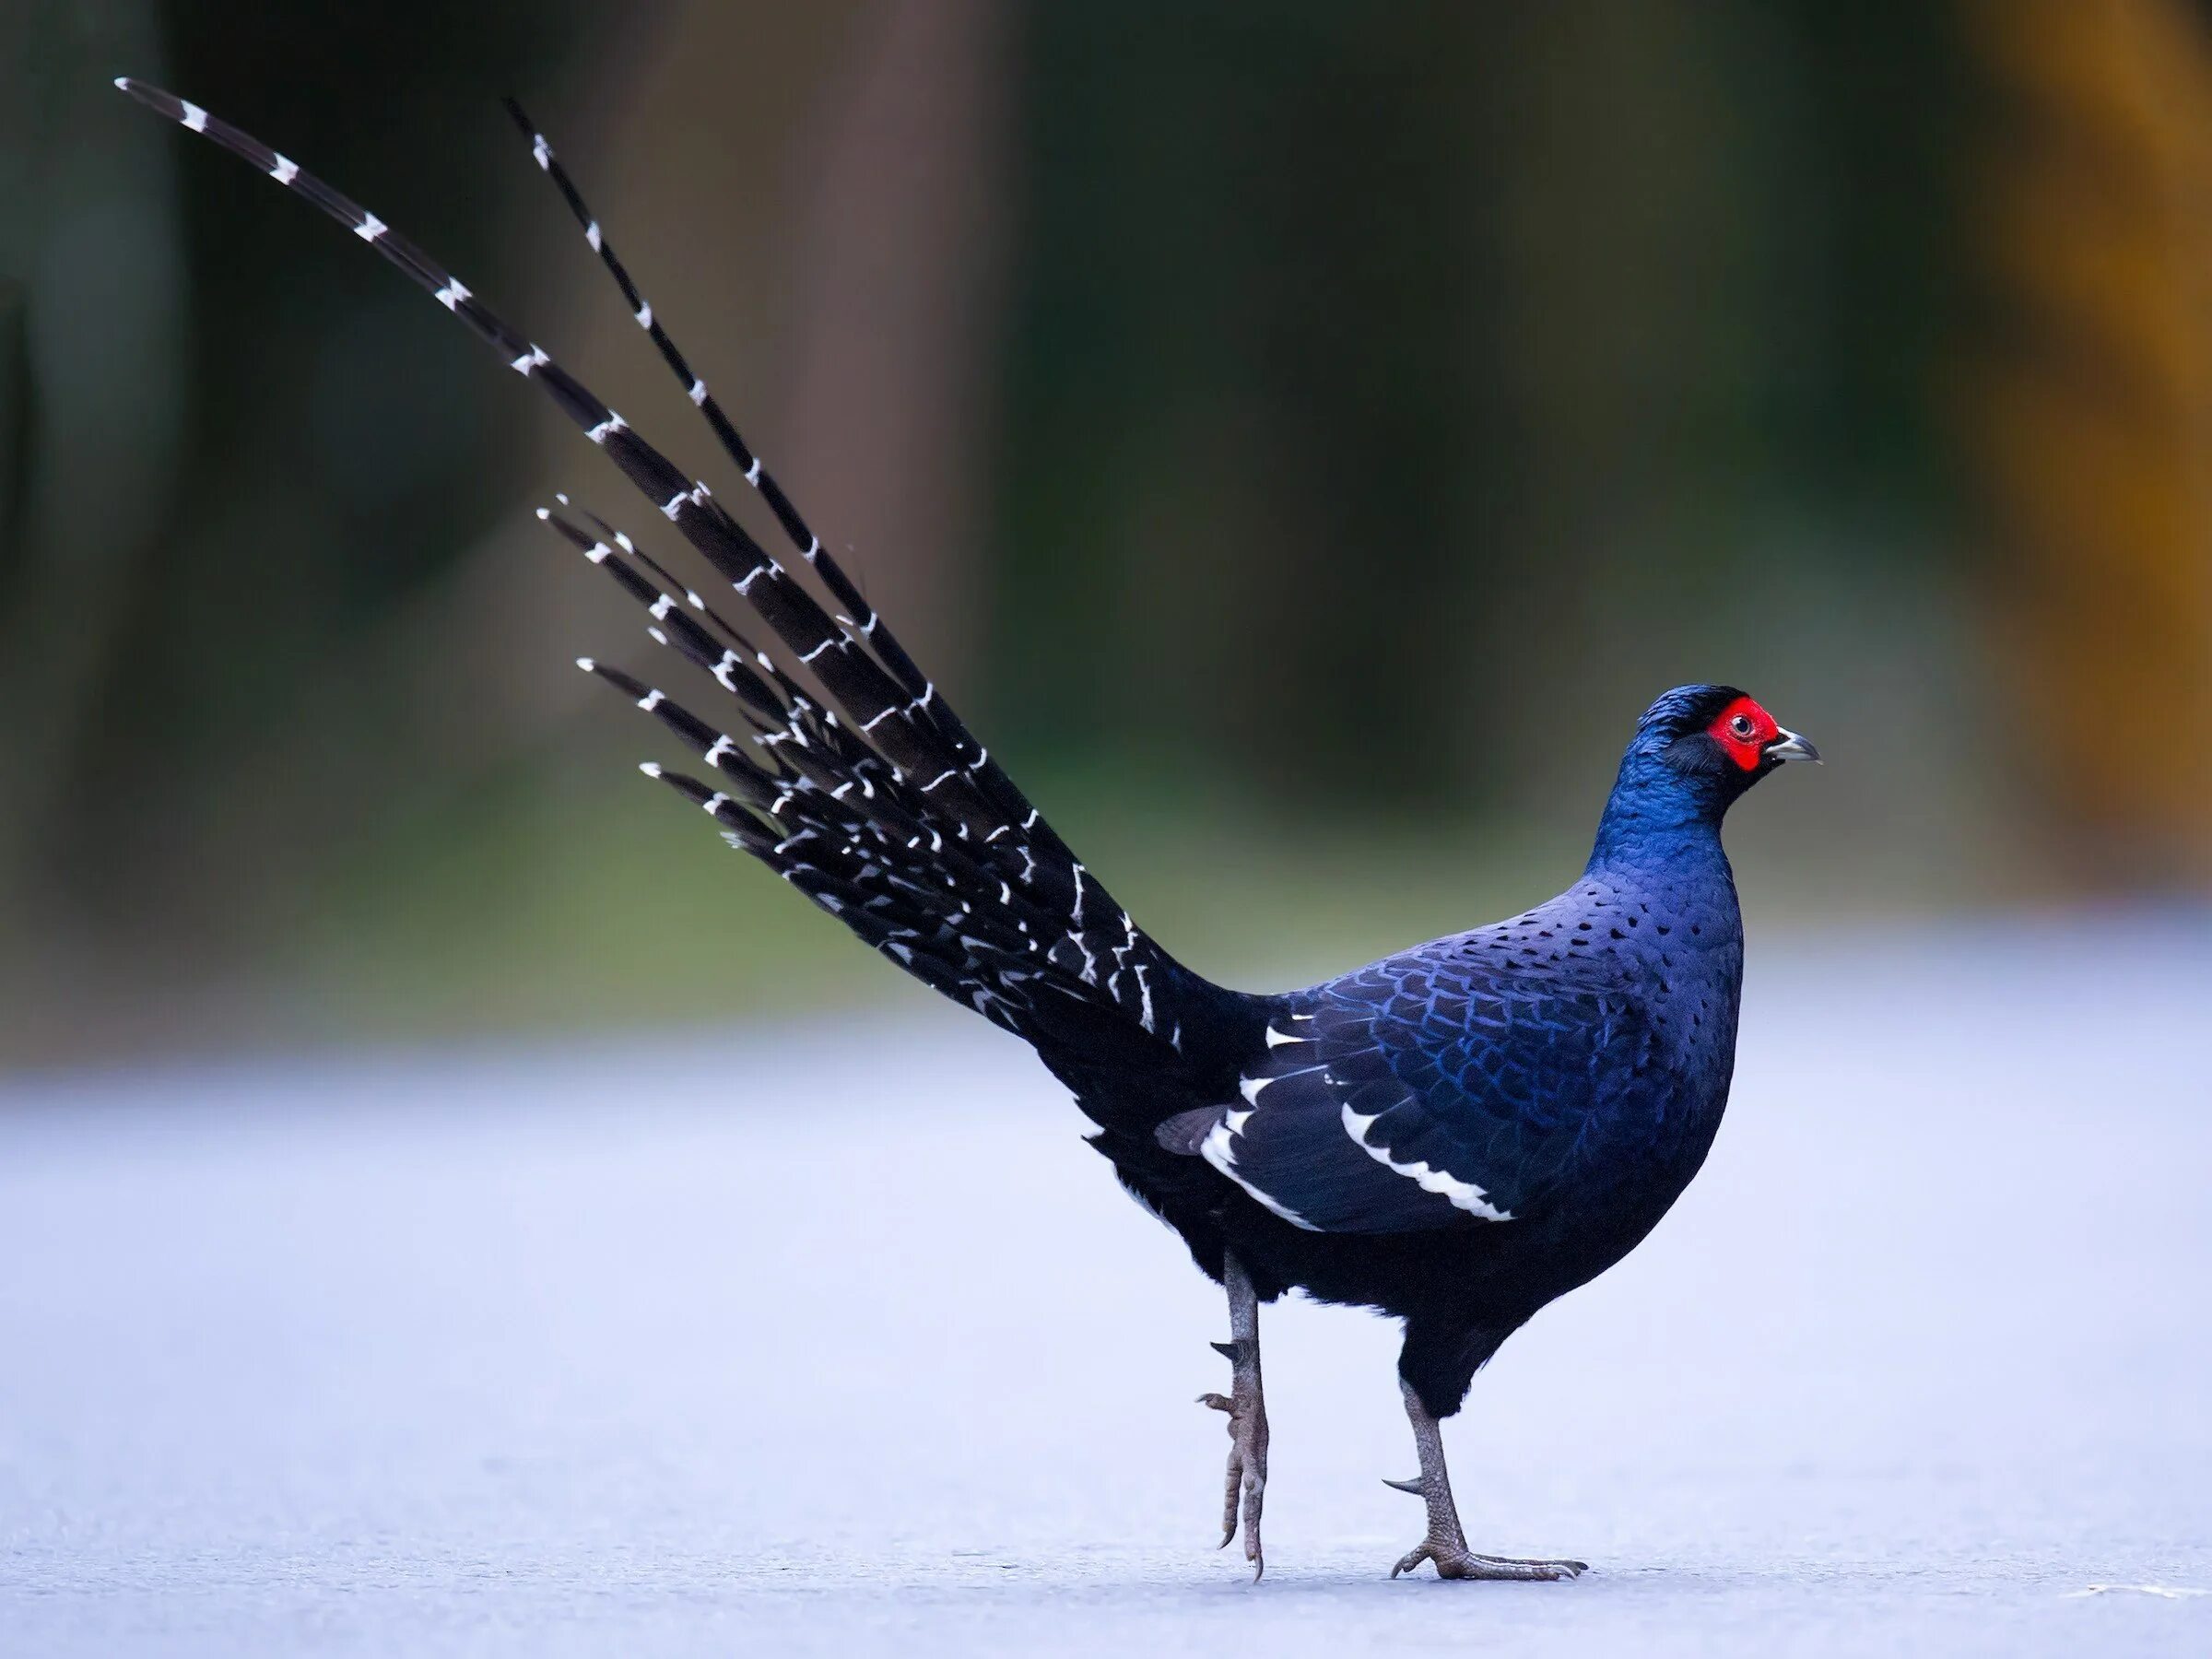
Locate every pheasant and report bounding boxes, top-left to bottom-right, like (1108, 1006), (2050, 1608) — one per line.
(119, 78), (1819, 1581)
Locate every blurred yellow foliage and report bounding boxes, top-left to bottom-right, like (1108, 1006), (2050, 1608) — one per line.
(1963, 0), (2212, 879)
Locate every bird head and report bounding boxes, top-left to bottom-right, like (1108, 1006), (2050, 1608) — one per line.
(1592, 685), (1819, 858)
(1634, 684), (1818, 782)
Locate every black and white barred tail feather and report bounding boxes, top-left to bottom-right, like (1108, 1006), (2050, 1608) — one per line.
(547, 503), (1161, 1043)
(497, 103), (937, 698)
(500, 97), (1058, 853)
(121, 77), (1261, 1093)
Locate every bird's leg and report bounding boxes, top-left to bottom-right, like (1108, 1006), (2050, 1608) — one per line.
(1196, 1249), (1268, 1578)
(1386, 1378), (1585, 1582)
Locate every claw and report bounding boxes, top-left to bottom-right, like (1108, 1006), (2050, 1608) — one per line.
(1382, 1475), (1425, 1495)
(1209, 1339), (1241, 1361)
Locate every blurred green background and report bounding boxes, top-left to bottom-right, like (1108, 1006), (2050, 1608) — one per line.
(3, 1), (2208, 1064)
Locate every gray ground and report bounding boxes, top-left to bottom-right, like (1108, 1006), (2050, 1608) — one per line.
(3, 918), (2207, 1657)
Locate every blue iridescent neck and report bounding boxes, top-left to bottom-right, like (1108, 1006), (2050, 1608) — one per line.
(1584, 748), (1736, 882)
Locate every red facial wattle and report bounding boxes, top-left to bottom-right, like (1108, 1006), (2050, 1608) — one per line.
(1706, 695), (1781, 771)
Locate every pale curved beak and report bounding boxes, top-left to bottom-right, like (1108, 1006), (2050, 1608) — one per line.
(1765, 728), (1821, 765)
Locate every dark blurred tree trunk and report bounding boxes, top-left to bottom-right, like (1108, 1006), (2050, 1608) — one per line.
(0, 0), (185, 947)
(470, 0), (1007, 719)
(775, 0), (1013, 687)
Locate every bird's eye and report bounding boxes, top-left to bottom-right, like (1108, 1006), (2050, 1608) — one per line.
(1728, 713), (1756, 740)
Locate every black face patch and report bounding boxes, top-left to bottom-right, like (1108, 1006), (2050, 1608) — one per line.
(1660, 731), (1735, 777)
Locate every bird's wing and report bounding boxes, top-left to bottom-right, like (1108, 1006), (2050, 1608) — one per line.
(117, 80), (1260, 1100)
(1194, 947), (1659, 1234)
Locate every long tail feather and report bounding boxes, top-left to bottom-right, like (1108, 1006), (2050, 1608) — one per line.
(496, 107), (927, 683)
(504, 103), (1096, 871)
(120, 76), (1263, 1099)
(112, 80), (984, 826)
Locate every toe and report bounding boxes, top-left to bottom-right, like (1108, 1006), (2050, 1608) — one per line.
(1241, 1467), (1264, 1567)
(1473, 1556), (1582, 1582)
(1471, 1554), (1589, 1578)
(1393, 1545), (1588, 1582)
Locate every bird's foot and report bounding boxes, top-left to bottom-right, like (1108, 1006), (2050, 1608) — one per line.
(1389, 1538), (1587, 1582)
(1382, 1466), (1584, 1581)
(1198, 1337), (1268, 1578)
